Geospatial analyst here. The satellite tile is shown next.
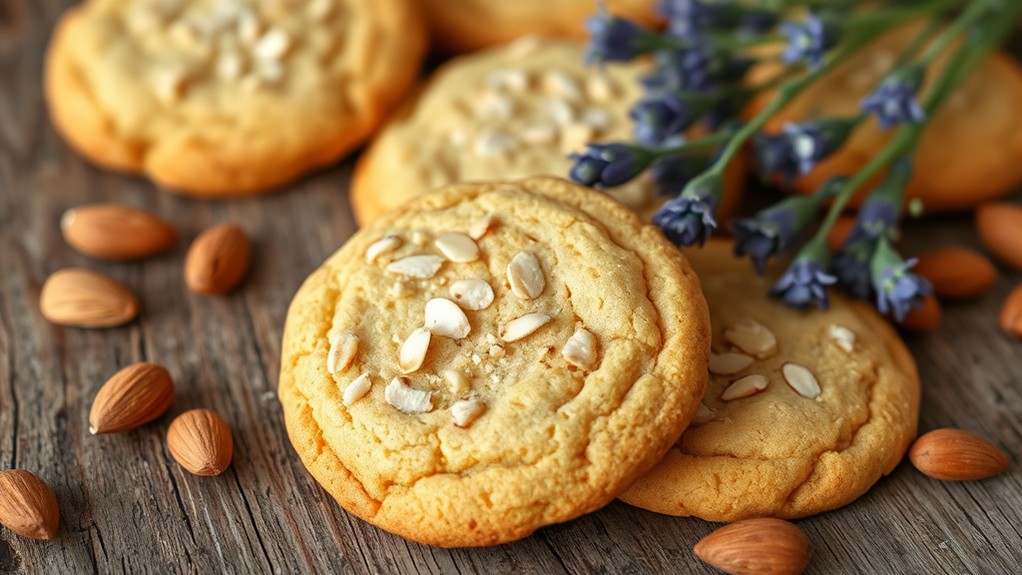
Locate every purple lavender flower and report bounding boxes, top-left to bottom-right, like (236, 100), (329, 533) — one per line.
(644, 48), (712, 91)
(755, 118), (858, 182)
(660, 0), (740, 39)
(732, 194), (822, 274)
(568, 143), (649, 187)
(649, 154), (704, 195)
(861, 65), (927, 129)
(831, 238), (876, 299)
(631, 93), (696, 145)
(780, 14), (837, 69)
(652, 177), (720, 246)
(871, 239), (931, 321)
(739, 9), (779, 35)
(770, 244), (838, 310)
(585, 8), (655, 64)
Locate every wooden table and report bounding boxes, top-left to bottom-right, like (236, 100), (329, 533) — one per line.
(2, 2), (1021, 573)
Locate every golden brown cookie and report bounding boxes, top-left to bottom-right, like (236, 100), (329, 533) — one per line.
(352, 38), (745, 226)
(45, 0), (425, 196)
(619, 240), (920, 522)
(745, 22), (1022, 212)
(422, 0), (660, 53)
(279, 177), (710, 546)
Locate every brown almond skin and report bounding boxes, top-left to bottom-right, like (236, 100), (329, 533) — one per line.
(695, 518), (810, 575)
(61, 203), (177, 260)
(0, 470), (59, 540)
(89, 363), (175, 434)
(167, 409), (234, 476)
(898, 294), (941, 332)
(825, 216), (857, 253)
(184, 224), (251, 295)
(39, 268), (139, 328)
(910, 428), (1009, 481)
(914, 247), (997, 299)
(1000, 284), (1022, 339)
(976, 202), (1022, 270)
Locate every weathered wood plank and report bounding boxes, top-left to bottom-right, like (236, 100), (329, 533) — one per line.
(2, 1), (1021, 574)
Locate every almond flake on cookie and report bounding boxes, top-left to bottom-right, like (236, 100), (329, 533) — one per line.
(721, 374), (769, 401)
(386, 255), (443, 278)
(342, 373), (372, 405)
(385, 376), (433, 414)
(327, 331), (359, 375)
(782, 363), (821, 399)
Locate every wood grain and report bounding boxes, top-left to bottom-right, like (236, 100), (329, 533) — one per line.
(2, 2), (1021, 573)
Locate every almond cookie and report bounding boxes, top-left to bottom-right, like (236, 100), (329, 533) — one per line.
(422, 0), (659, 53)
(352, 38), (745, 226)
(745, 22), (1022, 212)
(45, 0), (425, 196)
(618, 240), (920, 521)
(279, 177), (710, 546)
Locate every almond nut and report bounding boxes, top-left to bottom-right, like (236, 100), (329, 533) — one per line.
(507, 251), (545, 300)
(40, 268), (139, 328)
(167, 409), (234, 476)
(424, 298), (471, 339)
(898, 294), (941, 332)
(913, 247), (997, 299)
(89, 362), (175, 434)
(60, 203), (177, 260)
(694, 518), (810, 575)
(184, 224), (251, 295)
(0, 470), (59, 540)
(909, 428), (1009, 481)
(999, 284), (1022, 339)
(976, 202), (1022, 269)
(385, 376), (433, 414)
(399, 327), (432, 373)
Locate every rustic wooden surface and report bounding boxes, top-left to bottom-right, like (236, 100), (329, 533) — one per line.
(2, 2), (1022, 574)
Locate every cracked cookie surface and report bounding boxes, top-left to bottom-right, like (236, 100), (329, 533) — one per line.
(279, 177), (710, 547)
(45, 0), (425, 196)
(619, 240), (920, 521)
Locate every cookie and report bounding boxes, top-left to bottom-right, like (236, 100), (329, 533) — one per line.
(351, 38), (745, 226)
(618, 240), (920, 522)
(421, 0), (659, 53)
(279, 177), (710, 546)
(45, 0), (425, 196)
(745, 22), (1022, 212)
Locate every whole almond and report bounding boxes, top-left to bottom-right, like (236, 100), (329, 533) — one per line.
(999, 284), (1022, 339)
(976, 202), (1022, 269)
(898, 294), (941, 332)
(694, 518), (810, 575)
(60, 203), (177, 260)
(39, 268), (139, 328)
(167, 409), (234, 476)
(0, 470), (59, 540)
(909, 428), (1009, 481)
(184, 224), (251, 295)
(89, 363), (175, 434)
(913, 247), (996, 299)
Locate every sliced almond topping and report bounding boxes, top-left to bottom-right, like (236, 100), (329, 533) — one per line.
(721, 374), (769, 402)
(545, 98), (576, 126)
(443, 370), (471, 397)
(307, 0), (334, 19)
(424, 298), (471, 339)
(386, 255), (443, 279)
(215, 50), (245, 81)
(236, 12), (263, 45)
(692, 402), (715, 425)
(562, 328), (597, 369)
(586, 74), (615, 102)
(468, 215), (495, 240)
(451, 399), (486, 428)
(342, 373), (371, 406)
(399, 327), (432, 373)
(520, 124), (557, 144)
(543, 70), (582, 101)
(410, 231), (430, 247)
(254, 28), (291, 60)
(828, 324), (856, 353)
(507, 251), (545, 300)
(709, 352), (754, 376)
(782, 363), (821, 399)
(389, 280), (414, 299)
(474, 130), (516, 159)
(327, 331), (358, 375)
(434, 233), (480, 263)
(583, 107), (613, 131)
(366, 235), (402, 263)
(476, 92), (515, 120)
(449, 279), (494, 311)
(485, 68), (529, 92)
(385, 377), (433, 414)
(151, 67), (188, 104)
(723, 319), (778, 359)
(501, 313), (552, 342)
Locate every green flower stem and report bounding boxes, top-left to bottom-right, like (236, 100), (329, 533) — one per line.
(644, 130), (737, 160)
(815, 4), (1017, 237)
(652, 33), (786, 53)
(916, 0), (995, 65)
(843, 0), (960, 29)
